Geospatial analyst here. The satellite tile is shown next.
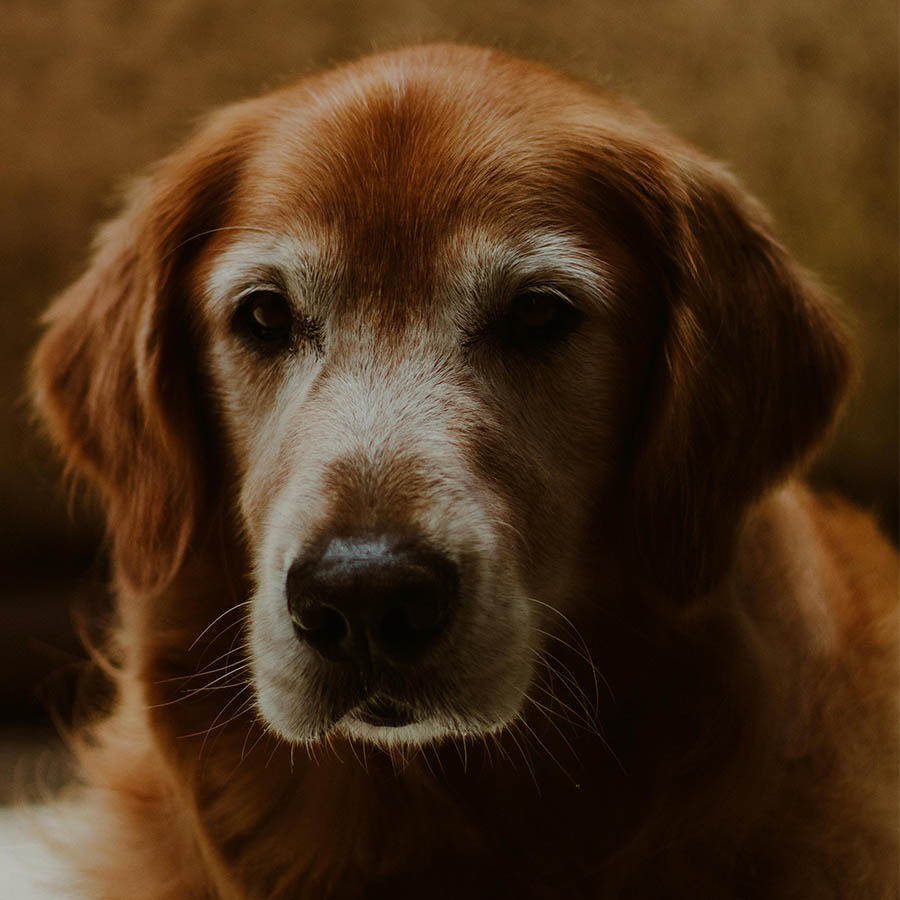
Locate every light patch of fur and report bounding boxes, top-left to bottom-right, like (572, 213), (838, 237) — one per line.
(443, 225), (616, 315)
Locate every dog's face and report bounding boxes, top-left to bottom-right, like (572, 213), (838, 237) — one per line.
(195, 70), (639, 745)
(32, 46), (851, 751)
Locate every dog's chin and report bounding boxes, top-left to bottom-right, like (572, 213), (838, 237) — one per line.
(256, 685), (519, 748)
(335, 710), (449, 747)
(334, 696), (515, 747)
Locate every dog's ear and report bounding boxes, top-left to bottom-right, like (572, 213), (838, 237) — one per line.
(31, 109), (253, 592)
(602, 145), (854, 597)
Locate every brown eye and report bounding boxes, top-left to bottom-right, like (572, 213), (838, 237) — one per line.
(235, 290), (293, 348)
(505, 289), (581, 353)
(512, 291), (562, 330)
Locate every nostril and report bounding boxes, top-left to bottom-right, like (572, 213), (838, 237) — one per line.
(374, 585), (450, 659)
(400, 586), (449, 631)
(287, 558), (357, 660)
(292, 603), (349, 650)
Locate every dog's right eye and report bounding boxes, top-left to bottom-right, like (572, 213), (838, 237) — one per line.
(233, 290), (293, 349)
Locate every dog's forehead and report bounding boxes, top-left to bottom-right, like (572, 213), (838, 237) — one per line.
(198, 58), (636, 327)
(233, 72), (599, 268)
(249, 54), (584, 216)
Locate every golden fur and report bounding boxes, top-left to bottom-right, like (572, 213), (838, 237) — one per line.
(31, 45), (898, 898)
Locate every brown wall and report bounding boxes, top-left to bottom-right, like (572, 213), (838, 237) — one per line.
(2, 0), (897, 713)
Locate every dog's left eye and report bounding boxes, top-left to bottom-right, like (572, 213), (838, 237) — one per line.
(504, 289), (582, 353)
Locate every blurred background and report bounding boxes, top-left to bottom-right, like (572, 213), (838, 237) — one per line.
(1, 0), (897, 793)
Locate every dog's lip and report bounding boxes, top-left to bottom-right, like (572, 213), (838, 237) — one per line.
(352, 695), (416, 727)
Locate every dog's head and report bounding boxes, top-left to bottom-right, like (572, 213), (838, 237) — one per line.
(32, 46), (851, 748)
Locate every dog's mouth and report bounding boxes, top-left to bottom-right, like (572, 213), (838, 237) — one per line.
(350, 695), (416, 728)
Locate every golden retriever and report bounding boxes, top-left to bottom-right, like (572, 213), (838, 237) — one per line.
(30, 44), (898, 899)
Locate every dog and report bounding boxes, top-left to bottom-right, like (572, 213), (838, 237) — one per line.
(29, 44), (898, 898)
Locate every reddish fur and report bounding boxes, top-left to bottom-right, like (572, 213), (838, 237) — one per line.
(31, 45), (897, 898)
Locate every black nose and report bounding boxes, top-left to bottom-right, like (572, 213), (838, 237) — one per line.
(286, 534), (457, 667)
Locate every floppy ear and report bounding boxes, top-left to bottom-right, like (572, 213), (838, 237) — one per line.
(31, 110), (252, 592)
(613, 149), (854, 596)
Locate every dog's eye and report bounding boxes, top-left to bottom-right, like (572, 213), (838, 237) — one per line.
(234, 290), (293, 348)
(504, 289), (582, 353)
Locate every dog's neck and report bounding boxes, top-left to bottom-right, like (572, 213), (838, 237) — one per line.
(111, 485), (829, 898)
